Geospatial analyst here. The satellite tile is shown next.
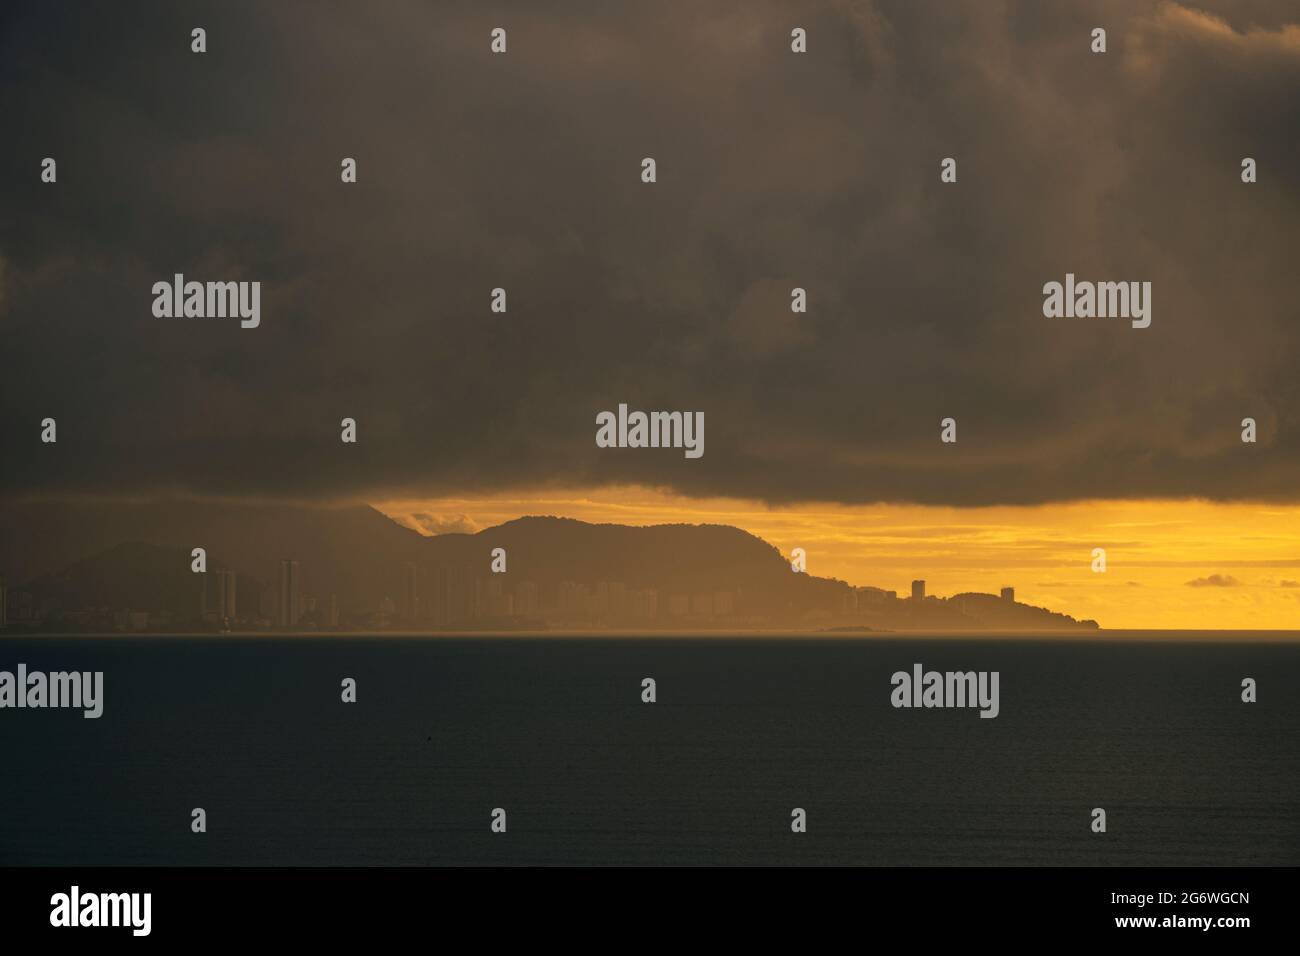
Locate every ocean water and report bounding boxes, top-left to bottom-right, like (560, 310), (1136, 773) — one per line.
(0, 633), (1296, 866)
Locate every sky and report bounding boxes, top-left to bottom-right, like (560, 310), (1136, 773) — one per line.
(2, 1), (1299, 628)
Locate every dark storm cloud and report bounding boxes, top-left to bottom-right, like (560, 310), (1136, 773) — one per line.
(1, 0), (1298, 505)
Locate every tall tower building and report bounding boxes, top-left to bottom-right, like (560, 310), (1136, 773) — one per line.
(608, 582), (627, 621)
(474, 576), (505, 619)
(515, 580), (539, 617)
(592, 582), (610, 620)
(217, 570), (237, 621)
(226, 571), (238, 620)
(401, 563), (419, 621)
(278, 559), (300, 627)
(449, 566), (470, 624)
(911, 579), (926, 601)
(427, 566), (449, 626)
(1000, 586), (1015, 603)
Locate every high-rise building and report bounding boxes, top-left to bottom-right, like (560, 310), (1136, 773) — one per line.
(427, 566), (473, 625)
(278, 559), (300, 627)
(483, 576), (506, 617)
(474, 576), (503, 619)
(401, 563), (418, 621)
(456, 568), (473, 623)
(428, 566), (451, 626)
(911, 579), (926, 601)
(0, 580), (7, 628)
(328, 593), (339, 627)
(515, 580), (539, 617)
(1000, 586), (1015, 603)
(259, 583), (276, 620)
(217, 570), (237, 621)
(592, 582), (610, 620)
(6, 589), (33, 624)
(608, 582), (628, 620)
(557, 581), (587, 622)
(714, 591), (734, 617)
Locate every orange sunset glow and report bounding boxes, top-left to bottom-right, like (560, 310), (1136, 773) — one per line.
(377, 489), (1300, 630)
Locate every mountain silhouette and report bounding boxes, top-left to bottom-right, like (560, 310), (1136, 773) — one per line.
(21, 542), (258, 624)
(0, 499), (1098, 630)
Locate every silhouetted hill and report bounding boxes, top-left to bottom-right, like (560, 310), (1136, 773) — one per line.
(0, 499), (1099, 629)
(24, 542), (198, 617)
(947, 592), (1097, 630)
(0, 498), (425, 614)
(432, 516), (841, 616)
(21, 541), (259, 625)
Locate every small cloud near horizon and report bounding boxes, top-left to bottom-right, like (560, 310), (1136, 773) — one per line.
(406, 513), (482, 536)
(1185, 574), (1243, 588)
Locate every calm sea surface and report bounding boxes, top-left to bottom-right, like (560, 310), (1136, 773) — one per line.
(1, 633), (1296, 865)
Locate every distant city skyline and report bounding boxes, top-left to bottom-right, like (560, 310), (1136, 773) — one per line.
(0, 511), (1096, 634)
(4, 492), (1300, 631)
